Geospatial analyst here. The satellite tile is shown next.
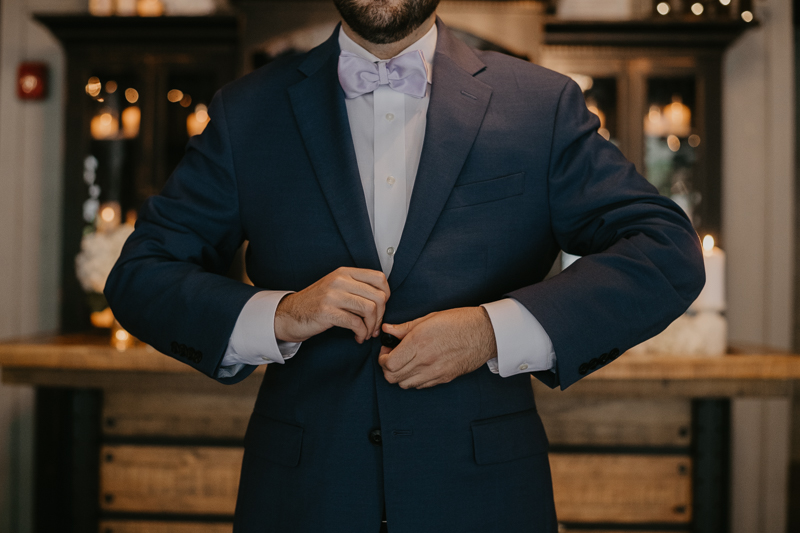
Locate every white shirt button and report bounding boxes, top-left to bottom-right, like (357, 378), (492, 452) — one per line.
(518, 363), (529, 371)
(387, 247), (395, 256)
(262, 356), (271, 362)
(385, 113), (395, 121)
(386, 176), (396, 186)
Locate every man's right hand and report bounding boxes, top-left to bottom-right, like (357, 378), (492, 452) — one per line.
(274, 267), (390, 344)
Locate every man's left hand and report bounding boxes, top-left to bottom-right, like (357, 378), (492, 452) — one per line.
(378, 307), (498, 389)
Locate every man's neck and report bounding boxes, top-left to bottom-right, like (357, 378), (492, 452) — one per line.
(341, 14), (436, 60)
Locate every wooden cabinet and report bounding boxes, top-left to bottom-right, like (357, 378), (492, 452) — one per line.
(541, 396), (694, 528)
(539, 20), (750, 243)
(97, 389), (696, 530)
(4, 339), (798, 532)
(100, 522), (232, 533)
(100, 445), (243, 515)
(35, 15), (241, 333)
(551, 454), (693, 523)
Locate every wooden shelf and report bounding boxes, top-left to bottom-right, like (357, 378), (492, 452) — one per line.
(2, 335), (800, 380)
(544, 19), (755, 48)
(34, 14), (240, 46)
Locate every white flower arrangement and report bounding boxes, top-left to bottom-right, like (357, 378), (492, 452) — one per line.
(75, 220), (133, 295)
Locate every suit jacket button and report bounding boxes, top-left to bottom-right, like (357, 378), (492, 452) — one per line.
(578, 363), (589, 375)
(589, 358), (599, 370)
(609, 348), (620, 359)
(599, 353), (609, 364)
(369, 428), (382, 446)
(380, 332), (400, 349)
(195, 351), (203, 363)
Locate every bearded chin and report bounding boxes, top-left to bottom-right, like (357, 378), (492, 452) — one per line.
(333, 0), (441, 45)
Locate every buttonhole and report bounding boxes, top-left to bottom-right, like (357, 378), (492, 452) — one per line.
(460, 90), (478, 100)
(392, 429), (413, 436)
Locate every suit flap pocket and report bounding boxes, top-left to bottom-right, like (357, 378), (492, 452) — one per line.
(245, 413), (304, 467)
(471, 408), (548, 465)
(445, 172), (524, 210)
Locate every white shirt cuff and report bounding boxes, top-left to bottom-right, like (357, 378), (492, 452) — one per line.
(481, 298), (556, 377)
(220, 291), (301, 368)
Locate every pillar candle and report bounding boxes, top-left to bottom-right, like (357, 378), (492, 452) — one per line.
(121, 106), (141, 139)
(690, 235), (726, 312)
(90, 112), (119, 140)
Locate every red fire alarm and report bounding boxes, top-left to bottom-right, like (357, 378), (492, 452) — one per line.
(17, 62), (48, 100)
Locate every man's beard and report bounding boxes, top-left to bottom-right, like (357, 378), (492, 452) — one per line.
(333, 0), (441, 45)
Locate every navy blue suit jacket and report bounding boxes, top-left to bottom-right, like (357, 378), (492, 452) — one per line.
(105, 18), (704, 533)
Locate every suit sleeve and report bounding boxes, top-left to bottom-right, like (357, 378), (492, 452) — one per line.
(104, 89), (261, 385)
(508, 79), (705, 390)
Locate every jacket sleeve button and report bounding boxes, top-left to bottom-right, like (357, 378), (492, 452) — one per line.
(578, 363), (589, 375)
(588, 358), (599, 370)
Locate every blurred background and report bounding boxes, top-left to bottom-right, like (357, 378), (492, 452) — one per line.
(0, 0), (796, 532)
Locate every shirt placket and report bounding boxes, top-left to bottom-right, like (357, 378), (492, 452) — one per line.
(372, 79), (407, 276)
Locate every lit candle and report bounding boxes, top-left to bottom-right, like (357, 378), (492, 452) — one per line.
(96, 201), (122, 233)
(121, 106), (141, 139)
(90, 111), (119, 140)
(89, 0), (114, 16)
(187, 105), (210, 137)
(690, 235), (726, 312)
(137, 0), (164, 17)
(116, 0), (137, 16)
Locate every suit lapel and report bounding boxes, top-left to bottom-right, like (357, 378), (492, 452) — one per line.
(388, 19), (493, 291)
(288, 30), (382, 272)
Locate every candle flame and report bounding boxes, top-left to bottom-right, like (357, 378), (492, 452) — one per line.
(101, 207), (115, 222)
(703, 235), (715, 252)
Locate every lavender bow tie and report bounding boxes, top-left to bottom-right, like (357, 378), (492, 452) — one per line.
(338, 49), (429, 99)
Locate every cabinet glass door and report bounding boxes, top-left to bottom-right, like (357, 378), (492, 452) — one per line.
(83, 72), (143, 226)
(643, 75), (701, 225)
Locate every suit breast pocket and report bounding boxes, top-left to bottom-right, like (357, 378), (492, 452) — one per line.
(444, 172), (525, 210)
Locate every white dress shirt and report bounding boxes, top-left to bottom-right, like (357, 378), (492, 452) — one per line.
(219, 24), (556, 378)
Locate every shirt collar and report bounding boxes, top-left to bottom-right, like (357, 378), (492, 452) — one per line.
(338, 22), (437, 84)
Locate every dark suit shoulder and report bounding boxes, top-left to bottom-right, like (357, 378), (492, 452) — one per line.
(215, 52), (309, 114)
(474, 50), (571, 99)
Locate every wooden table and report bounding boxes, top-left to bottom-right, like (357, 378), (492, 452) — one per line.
(2, 337), (799, 533)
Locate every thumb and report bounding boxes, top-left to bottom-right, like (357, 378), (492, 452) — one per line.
(382, 319), (415, 340)
(383, 313), (433, 340)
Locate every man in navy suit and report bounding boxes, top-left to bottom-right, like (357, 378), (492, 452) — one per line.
(105, 0), (705, 531)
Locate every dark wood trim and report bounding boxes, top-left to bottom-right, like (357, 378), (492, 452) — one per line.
(695, 53), (722, 240)
(789, 462), (800, 532)
(34, 388), (102, 533)
(691, 399), (730, 533)
(544, 19), (755, 48)
(33, 15), (240, 46)
(794, 5), (800, 354)
(559, 523), (690, 531)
